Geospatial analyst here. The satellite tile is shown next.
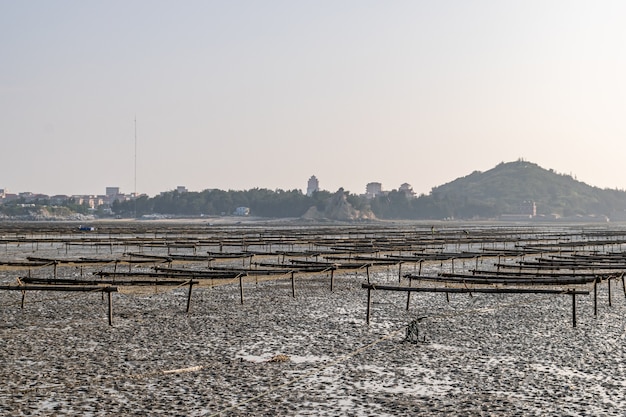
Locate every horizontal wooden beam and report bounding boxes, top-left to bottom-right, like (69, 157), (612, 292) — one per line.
(0, 285), (118, 292)
(362, 283), (589, 295)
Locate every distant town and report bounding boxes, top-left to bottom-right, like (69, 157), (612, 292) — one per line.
(0, 175), (418, 213)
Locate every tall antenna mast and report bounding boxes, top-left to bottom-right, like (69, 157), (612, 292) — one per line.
(134, 116), (137, 217)
(134, 116), (137, 197)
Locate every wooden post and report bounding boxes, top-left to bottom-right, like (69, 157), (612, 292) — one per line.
(608, 278), (612, 307)
(54, 262), (57, 279)
(406, 277), (412, 310)
(398, 262), (402, 283)
(291, 271), (296, 298)
(108, 291), (113, 326)
(330, 269), (335, 291)
(186, 280), (194, 313)
(571, 291), (576, 328)
(239, 275), (244, 304)
(594, 277), (598, 317)
(622, 274), (626, 298)
(366, 287), (372, 325)
(21, 291), (25, 309)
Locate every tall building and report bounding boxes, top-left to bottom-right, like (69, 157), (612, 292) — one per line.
(105, 187), (120, 197)
(365, 182), (382, 199)
(307, 175), (319, 196)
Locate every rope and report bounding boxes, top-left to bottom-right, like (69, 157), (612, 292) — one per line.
(117, 278), (193, 295)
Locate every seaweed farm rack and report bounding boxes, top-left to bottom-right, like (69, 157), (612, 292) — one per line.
(1, 222), (626, 328)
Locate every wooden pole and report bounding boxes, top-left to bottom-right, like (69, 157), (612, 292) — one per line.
(330, 269), (335, 291)
(398, 262), (402, 283)
(108, 291), (113, 326)
(622, 274), (626, 298)
(594, 277), (598, 317)
(608, 278), (612, 307)
(366, 287), (372, 325)
(239, 275), (244, 304)
(571, 291), (576, 328)
(406, 275), (412, 310)
(291, 271), (296, 298)
(186, 280), (194, 313)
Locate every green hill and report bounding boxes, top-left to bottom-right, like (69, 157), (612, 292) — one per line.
(426, 160), (626, 219)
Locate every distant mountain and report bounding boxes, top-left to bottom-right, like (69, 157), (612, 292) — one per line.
(426, 160), (626, 219)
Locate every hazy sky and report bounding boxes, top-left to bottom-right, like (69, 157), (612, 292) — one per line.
(2, 1), (625, 197)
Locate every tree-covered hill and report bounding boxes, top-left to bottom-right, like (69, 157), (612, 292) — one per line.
(424, 160), (626, 218)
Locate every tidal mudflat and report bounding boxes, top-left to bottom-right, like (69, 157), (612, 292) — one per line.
(1, 223), (625, 416)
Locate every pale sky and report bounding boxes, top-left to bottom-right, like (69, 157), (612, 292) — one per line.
(2, 1), (625, 197)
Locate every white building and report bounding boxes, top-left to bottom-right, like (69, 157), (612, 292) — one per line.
(234, 207), (250, 216)
(306, 176), (319, 196)
(365, 182), (382, 199)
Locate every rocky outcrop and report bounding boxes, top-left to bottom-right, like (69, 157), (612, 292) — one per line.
(302, 188), (375, 221)
(0, 207), (96, 222)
